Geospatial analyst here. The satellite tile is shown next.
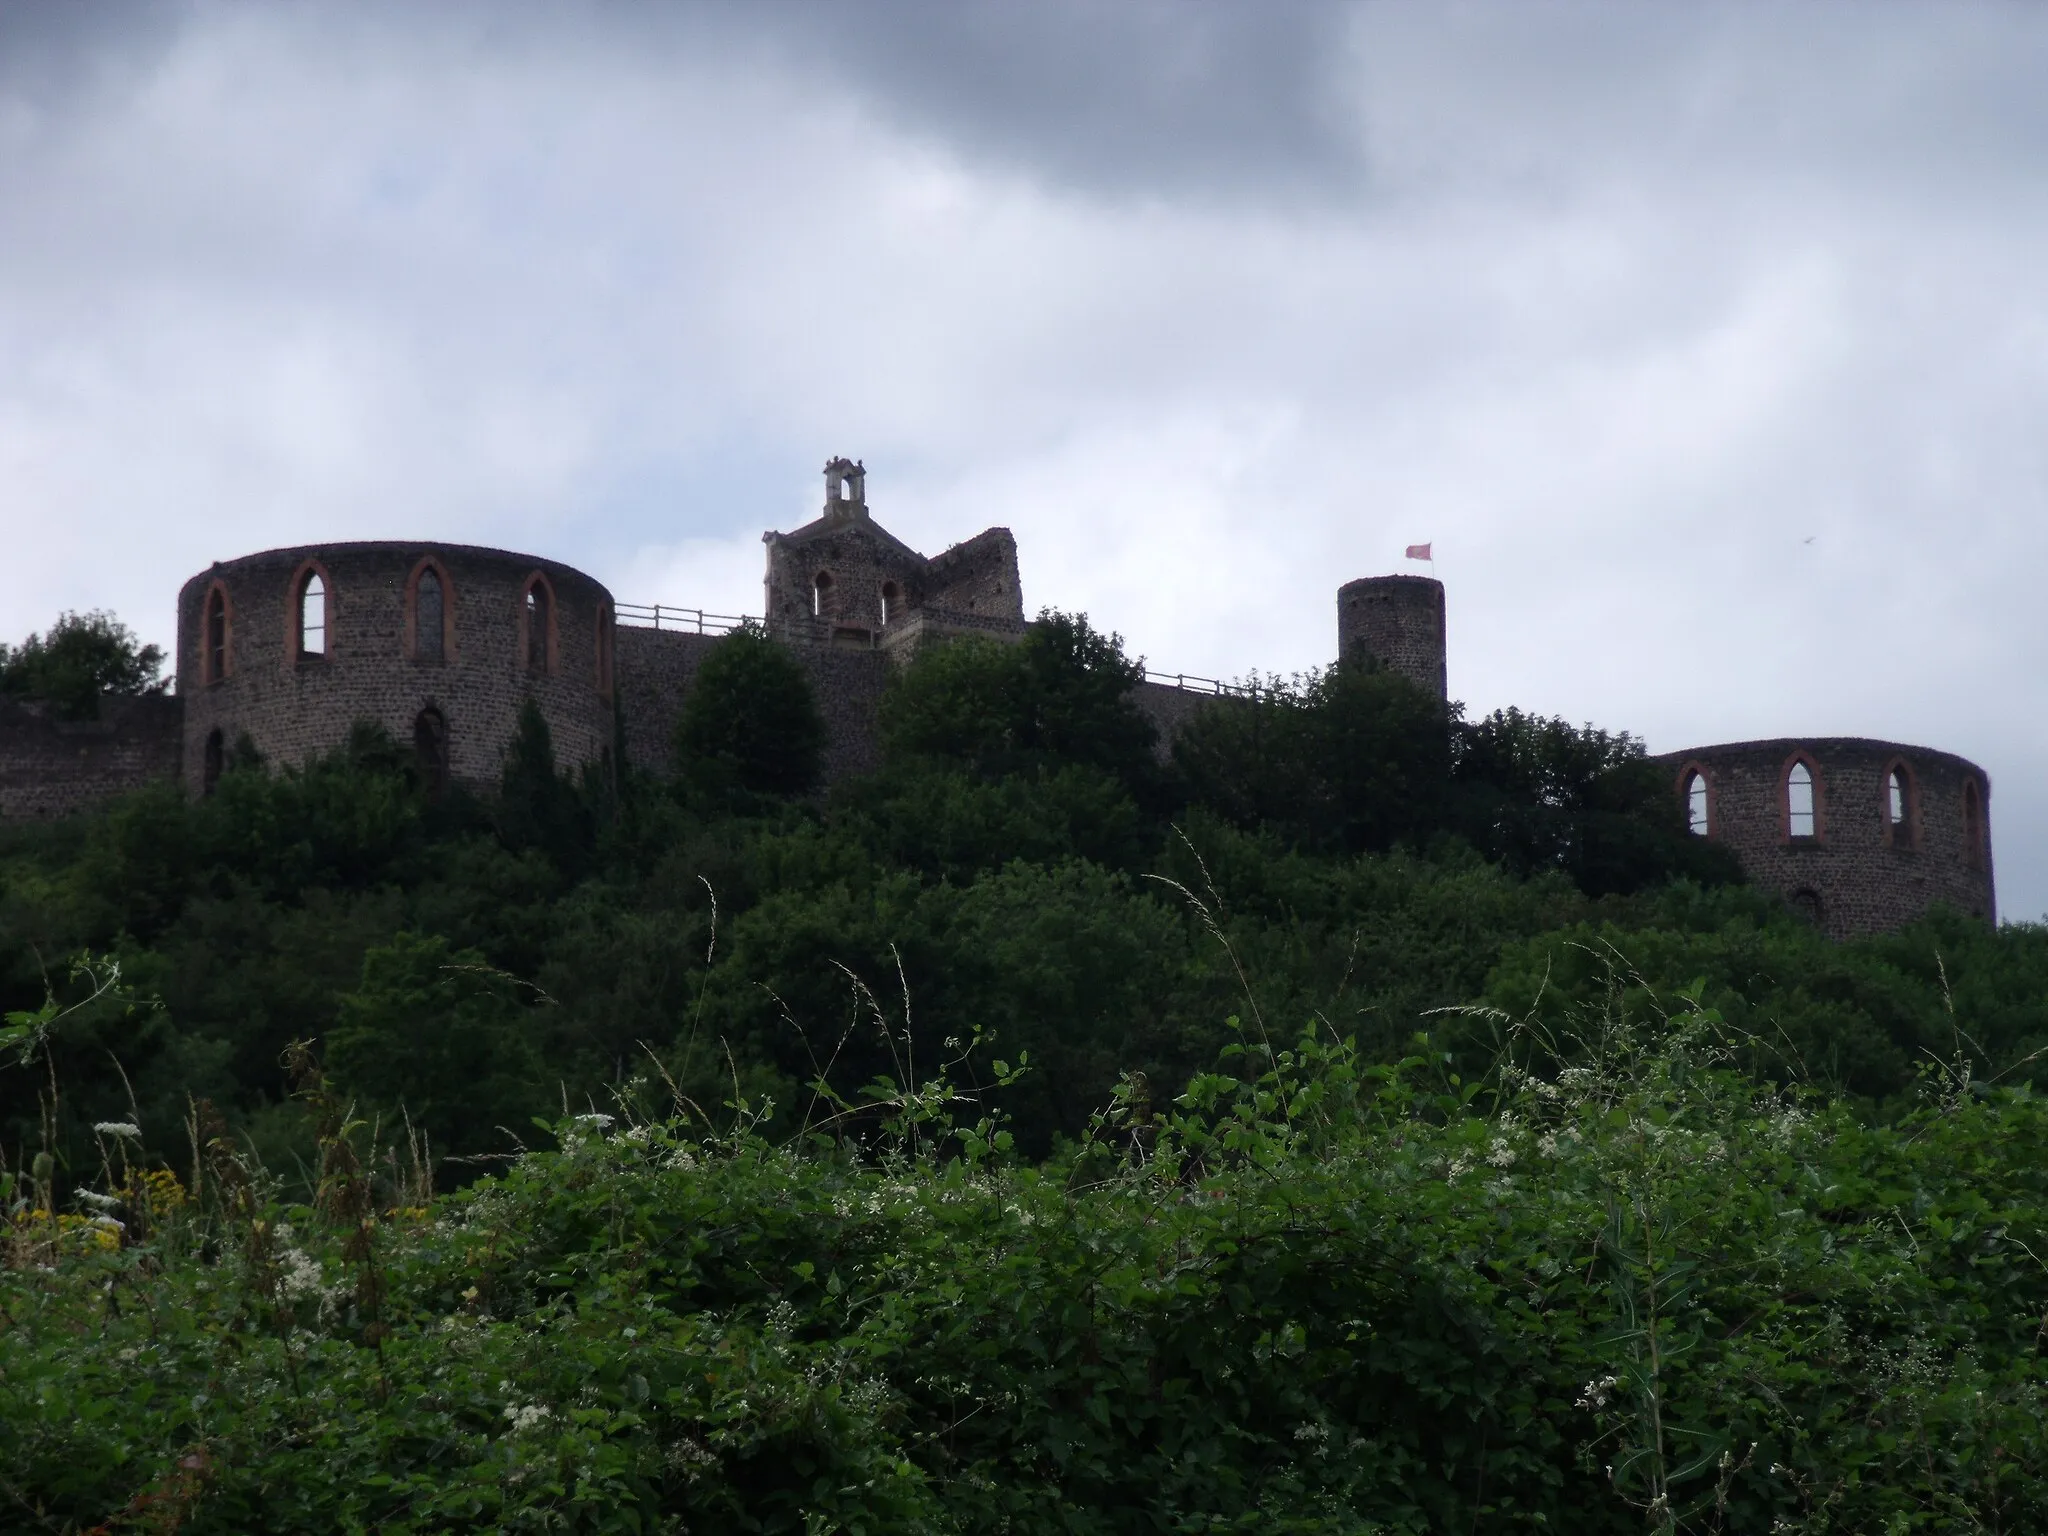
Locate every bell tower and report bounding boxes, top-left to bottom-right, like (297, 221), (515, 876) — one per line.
(822, 456), (868, 520)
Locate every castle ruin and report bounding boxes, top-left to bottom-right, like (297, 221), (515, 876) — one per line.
(0, 456), (1995, 939)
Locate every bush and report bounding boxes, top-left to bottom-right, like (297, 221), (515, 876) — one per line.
(13, 989), (2048, 1531)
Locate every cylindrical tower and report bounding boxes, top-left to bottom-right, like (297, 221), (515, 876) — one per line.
(1657, 737), (1994, 939)
(1337, 575), (1446, 699)
(176, 542), (616, 796)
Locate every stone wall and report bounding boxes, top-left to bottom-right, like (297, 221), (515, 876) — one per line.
(615, 627), (889, 784)
(1657, 737), (1994, 938)
(0, 694), (183, 819)
(177, 542), (616, 794)
(1337, 575), (1446, 699)
(1131, 680), (1228, 760)
(923, 528), (1023, 620)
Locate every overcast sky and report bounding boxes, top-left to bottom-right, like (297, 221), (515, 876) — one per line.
(4, 1), (2046, 915)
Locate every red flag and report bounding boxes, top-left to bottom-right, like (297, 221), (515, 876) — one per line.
(1404, 542), (1432, 561)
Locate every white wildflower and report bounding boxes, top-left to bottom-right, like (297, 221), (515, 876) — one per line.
(278, 1247), (325, 1301)
(1486, 1140), (1517, 1169)
(93, 1122), (143, 1140)
(1577, 1375), (1622, 1410)
(503, 1403), (554, 1433)
(1293, 1422), (1330, 1443)
(572, 1113), (614, 1129)
(1536, 1132), (1562, 1158)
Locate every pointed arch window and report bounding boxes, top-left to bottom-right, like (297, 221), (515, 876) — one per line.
(289, 562), (331, 665)
(521, 573), (555, 675)
(1683, 769), (1709, 836)
(1884, 761), (1917, 849)
(300, 573), (326, 656)
(1785, 758), (1820, 840)
(202, 583), (232, 685)
(409, 560), (450, 663)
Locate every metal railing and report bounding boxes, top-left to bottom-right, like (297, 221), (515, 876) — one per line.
(614, 603), (754, 636)
(1142, 670), (1257, 698)
(612, 609), (1251, 698)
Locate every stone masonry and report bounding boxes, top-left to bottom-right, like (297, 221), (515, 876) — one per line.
(1656, 738), (1994, 940)
(0, 694), (182, 820)
(175, 542), (617, 796)
(0, 457), (2000, 938)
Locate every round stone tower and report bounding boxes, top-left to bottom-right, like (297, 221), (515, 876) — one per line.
(1656, 738), (1994, 939)
(176, 541), (617, 796)
(1337, 575), (1447, 699)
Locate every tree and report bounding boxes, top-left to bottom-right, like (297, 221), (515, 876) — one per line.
(673, 626), (825, 802)
(0, 610), (166, 719)
(1173, 657), (1453, 854)
(326, 931), (544, 1162)
(498, 698), (592, 873)
(880, 610), (1156, 787)
(1449, 708), (1742, 896)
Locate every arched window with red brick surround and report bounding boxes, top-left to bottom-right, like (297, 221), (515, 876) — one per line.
(201, 582), (233, 685)
(1783, 754), (1824, 841)
(1883, 758), (1918, 849)
(288, 560), (331, 665)
(521, 572), (556, 675)
(407, 558), (454, 663)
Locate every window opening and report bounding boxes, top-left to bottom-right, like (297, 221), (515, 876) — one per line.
(1888, 768), (1905, 825)
(813, 571), (833, 619)
(525, 581), (551, 672)
(299, 571), (326, 658)
(413, 707), (449, 796)
(1790, 888), (1824, 926)
(1787, 761), (1816, 838)
(202, 728), (224, 794)
(205, 588), (228, 682)
(416, 568), (444, 661)
(880, 581), (900, 627)
(1684, 771), (1708, 836)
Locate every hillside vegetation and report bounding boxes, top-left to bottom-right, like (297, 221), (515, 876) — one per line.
(5, 611), (2048, 1530)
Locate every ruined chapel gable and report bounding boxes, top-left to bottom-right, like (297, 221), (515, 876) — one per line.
(763, 458), (1023, 653)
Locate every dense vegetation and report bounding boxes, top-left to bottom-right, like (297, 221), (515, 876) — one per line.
(6, 608), (2048, 1530)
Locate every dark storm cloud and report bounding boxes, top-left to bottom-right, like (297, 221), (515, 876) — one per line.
(695, 0), (1363, 200)
(3, 1), (2048, 912)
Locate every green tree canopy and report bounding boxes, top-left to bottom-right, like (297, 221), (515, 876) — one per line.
(0, 610), (166, 719)
(673, 626), (825, 803)
(1173, 657), (1454, 854)
(880, 609), (1155, 786)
